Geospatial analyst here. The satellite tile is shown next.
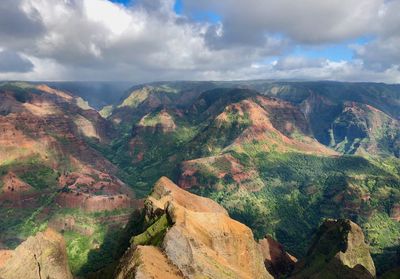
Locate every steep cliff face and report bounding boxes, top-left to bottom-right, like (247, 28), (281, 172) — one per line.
(100, 85), (399, 275)
(114, 177), (273, 279)
(259, 236), (297, 278)
(0, 228), (72, 279)
(109, 82), (213, 126)
(291, 219), (376, 279)
(0, 83), (134, 214)
(113, 179), (380, 279)
(0, 83), (139, 276)
(1, 81), (398, 277)
(0, 83), (119, 184)
(329, 102), (400, 157)
(179, 93), (337, 190)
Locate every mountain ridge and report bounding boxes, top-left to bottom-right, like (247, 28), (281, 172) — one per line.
(0, 80), (399, 277)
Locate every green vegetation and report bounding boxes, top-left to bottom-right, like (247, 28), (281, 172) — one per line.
(0, 156), (59, 190)
(87, 111), (199, 197)
(64, 226), (124, 275)
(75, 97), (93, 110)
(64, 231), (93, 274)
(53, 208), (136, 275)
(83, 85), (400, 276)
(99, 105), (114, 118)
(0, 191), (57, 248)
(19, 165), (58, 190)
(85, 85), (399, 275)
(362, 213), (400, 274)
(294, 219), (352, 277)
(118, 87), (150, 108)
(190, 150), (400, 269)
(3, 82), (399, 276)
(0, 82), (43, 104)
(131, 214), (171, 246)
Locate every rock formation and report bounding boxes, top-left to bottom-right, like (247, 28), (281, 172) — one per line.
(290, 219), (376, 279)
(0, 228), (73, 279)
(114, 176), (273, 279)
(112, 179), (380, 279)
(115, 245), (184, 279)
(259, 235), (297, 278)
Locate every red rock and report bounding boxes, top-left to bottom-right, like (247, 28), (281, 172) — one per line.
(259, 236), (297, 278)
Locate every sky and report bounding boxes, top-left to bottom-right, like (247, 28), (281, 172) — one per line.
(0, 0), (399, 83)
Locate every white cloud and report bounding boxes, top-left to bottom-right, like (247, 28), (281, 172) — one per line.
(0, 0), (398, 82)
(184, 0), (384, 44)
(83, 0), (132, 35)
(352, 0), (400, 72)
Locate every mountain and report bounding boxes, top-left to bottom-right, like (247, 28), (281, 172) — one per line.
(45, 81), (133, 110)
(1, 80), (399, 277)
(0, 177), (379, 279)
(291, 219), (376, 278)
(82, 178), (378, 278)
(115, 176), (272, 279)
(0, 82), (141, 275)
(92, 81), (399, 275)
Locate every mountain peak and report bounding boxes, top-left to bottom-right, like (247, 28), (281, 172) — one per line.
(115, 177), (273, 279)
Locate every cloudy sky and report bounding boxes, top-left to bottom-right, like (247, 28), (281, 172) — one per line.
(0, 0), (399, 82)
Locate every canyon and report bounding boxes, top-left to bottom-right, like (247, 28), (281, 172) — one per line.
(0, 80), (399, 277)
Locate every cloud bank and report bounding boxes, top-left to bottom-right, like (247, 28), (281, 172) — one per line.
(0, 0), (399, 82)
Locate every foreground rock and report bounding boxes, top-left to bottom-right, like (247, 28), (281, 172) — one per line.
(114, 176), (273, 279)
(112, 178), (379, 279)
(259, 236), (297, 278)
(115, 245), (184, 279)
(0, 228), (72, 279)
(290, 219), (376, 279)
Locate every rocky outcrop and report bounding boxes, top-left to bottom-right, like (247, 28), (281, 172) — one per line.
(0, 228), (72, 279)
(56, 191), (135, 212)
(114, 178), (377, 279)
(114, 176), (273, 279)
(137, 110), (177, 134)
(291, 219), (376, 279)
(259, 236), (297, 278)
(56, 170), (139, 212)
(115, 245), (184, 279)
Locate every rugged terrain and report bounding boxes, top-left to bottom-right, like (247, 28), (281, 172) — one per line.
(0, 177), (379, 279)
(90, 81), (399, 275)
(0, 80), (399, 277)
(112, 178), (394, 279)
(0, 82), (140, 274)
(115, 176), (271, 279)
(0, 228), (73, 279)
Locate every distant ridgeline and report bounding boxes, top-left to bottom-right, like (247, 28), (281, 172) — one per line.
(0, 80), (399, 277)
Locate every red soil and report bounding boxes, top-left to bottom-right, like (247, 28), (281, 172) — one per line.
(1, 172), (33, 193)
